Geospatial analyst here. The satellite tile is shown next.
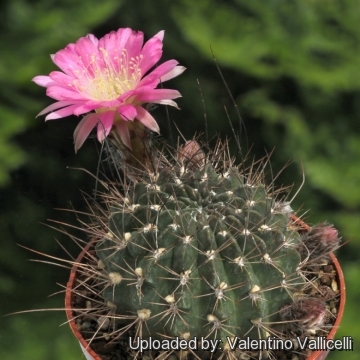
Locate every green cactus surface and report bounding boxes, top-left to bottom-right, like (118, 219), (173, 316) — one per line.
(95, 145), (305, 348)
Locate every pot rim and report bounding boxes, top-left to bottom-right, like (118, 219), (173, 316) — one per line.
(65, 216), (346, 360)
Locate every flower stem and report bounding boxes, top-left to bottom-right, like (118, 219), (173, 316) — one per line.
(109, 120), (155, 179)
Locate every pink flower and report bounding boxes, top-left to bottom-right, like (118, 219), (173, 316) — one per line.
(33, 28), (185, 151)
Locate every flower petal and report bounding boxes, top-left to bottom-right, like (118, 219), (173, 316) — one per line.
(114, 120), (131, 149)
(99, 28), (132, 55)
(47, 86), (88, 101)
(73, 35), (104, 75)
(150, 99), (179, 109)
(118, 104), (137, 121)
(73, 113), (100, 152)
(49, 71), (75, 86)
(160, 65), (186, 82)
(45, 104), (82, 120)
(86, 33), (99, 46)
(138, 60), (179, 87)
(74, 34), (99, 57)
(135, 88), (182, 103)
(135, 106), (160, 133)
(73, 103), (100, 116)
(124, 30), (144, 61)
(97, 111), (115, 142)
(52, 45), (85, 78)
(32, 76), (54, 87)
(36, 100), (81, 117)
(98, 28), (133, 73)
(139, 31), (164, 75)
(154, 30), (165, 41)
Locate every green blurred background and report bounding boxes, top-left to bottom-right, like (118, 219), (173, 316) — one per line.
(1, 0), (358, 359)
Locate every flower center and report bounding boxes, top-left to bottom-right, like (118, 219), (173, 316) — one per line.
(72, 48), (143, 101)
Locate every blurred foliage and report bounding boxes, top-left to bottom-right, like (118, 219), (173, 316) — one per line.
(1, 0), (359, 359)
(176, 0), (360, 210)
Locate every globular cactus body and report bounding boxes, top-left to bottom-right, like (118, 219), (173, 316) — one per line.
(96, 148), (304, 346)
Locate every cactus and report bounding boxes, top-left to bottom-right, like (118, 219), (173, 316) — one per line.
(32, 27), (342, 360)
(90, 140), (340, 359)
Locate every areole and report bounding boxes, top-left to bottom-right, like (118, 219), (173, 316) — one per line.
(65, 215), (346, 360)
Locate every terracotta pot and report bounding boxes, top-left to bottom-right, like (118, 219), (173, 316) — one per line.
(66, 240), (101, 360)
(66, 217), (346, 360)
